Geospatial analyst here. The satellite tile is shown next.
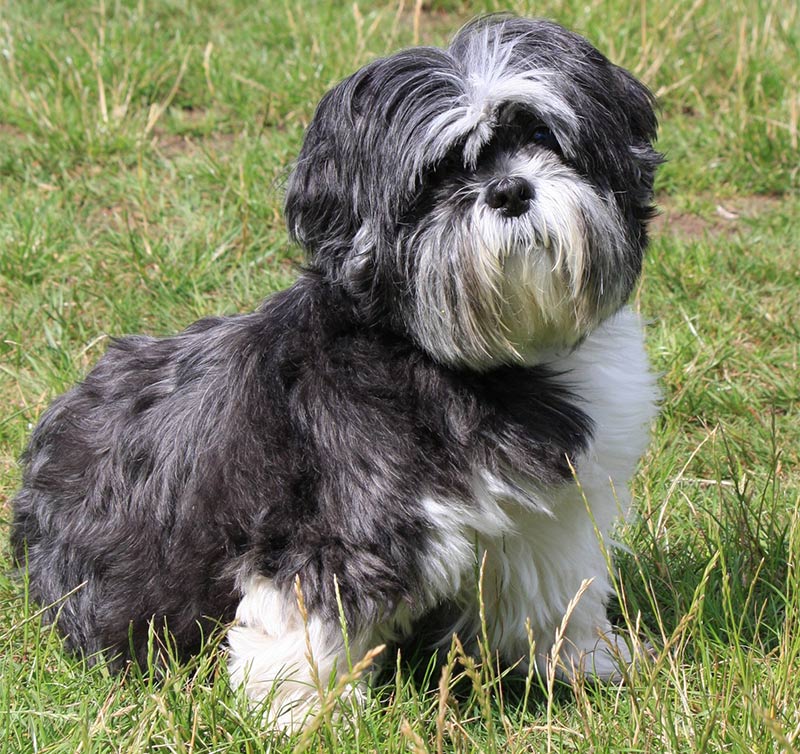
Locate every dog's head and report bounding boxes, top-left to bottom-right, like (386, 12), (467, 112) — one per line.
(285, 16), (662, 369)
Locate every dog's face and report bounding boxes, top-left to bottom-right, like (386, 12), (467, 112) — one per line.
(285, 16), (661, 369)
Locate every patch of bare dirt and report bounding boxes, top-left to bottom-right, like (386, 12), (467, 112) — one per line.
(150, 130), (238, 159)
(652, 195), (786, 239)
(0, 122), (28, 141)
(147, 107), (240, 158)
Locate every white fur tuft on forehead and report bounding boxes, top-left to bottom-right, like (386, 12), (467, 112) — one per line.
(421, 31), (580, 169)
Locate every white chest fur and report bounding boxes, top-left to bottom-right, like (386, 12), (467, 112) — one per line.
(419, 307), (659, 668)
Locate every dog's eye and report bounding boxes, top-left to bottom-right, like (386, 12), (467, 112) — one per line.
(530, 124), (560, 152)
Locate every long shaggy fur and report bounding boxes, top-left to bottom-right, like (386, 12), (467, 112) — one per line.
(11, 16), (662, 729)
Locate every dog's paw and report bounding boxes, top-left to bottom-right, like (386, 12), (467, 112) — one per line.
(558, 631), (653, 683)
(252, 675), (366, 734)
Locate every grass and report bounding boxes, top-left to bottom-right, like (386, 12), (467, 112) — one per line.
(1, 0), (798, 751)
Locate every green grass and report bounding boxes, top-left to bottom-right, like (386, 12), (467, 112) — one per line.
(1, 0), (798, 751)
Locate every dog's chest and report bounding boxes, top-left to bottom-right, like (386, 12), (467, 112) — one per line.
(413, 309), (659, 651)
(418, 468), (592, 648)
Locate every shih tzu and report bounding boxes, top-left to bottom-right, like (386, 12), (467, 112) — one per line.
(11, 15), (662, 729)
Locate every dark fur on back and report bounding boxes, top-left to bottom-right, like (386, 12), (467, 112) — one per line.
(12, 273), (591, 666)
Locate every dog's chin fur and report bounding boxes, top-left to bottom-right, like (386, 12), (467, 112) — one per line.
(10, 15), (662, 731)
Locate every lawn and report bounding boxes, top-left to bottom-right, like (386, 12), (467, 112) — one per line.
(1, 0), (798, 752)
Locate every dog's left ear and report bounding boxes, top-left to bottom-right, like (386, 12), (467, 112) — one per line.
(611, 64), (664, 203)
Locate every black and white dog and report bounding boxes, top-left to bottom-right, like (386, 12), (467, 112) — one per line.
(11, 16), (661, 728)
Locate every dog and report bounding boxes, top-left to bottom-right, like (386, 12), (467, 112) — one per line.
(11, 15), (662, 729)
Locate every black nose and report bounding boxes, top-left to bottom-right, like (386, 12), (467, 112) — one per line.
(484, 177), (533, 217)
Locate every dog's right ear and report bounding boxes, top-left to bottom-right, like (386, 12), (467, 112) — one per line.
(284, 84), (362, 262)
(284, 48), (461, 277)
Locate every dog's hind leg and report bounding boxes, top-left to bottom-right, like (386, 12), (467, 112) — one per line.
(226, 574), (377, 732)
